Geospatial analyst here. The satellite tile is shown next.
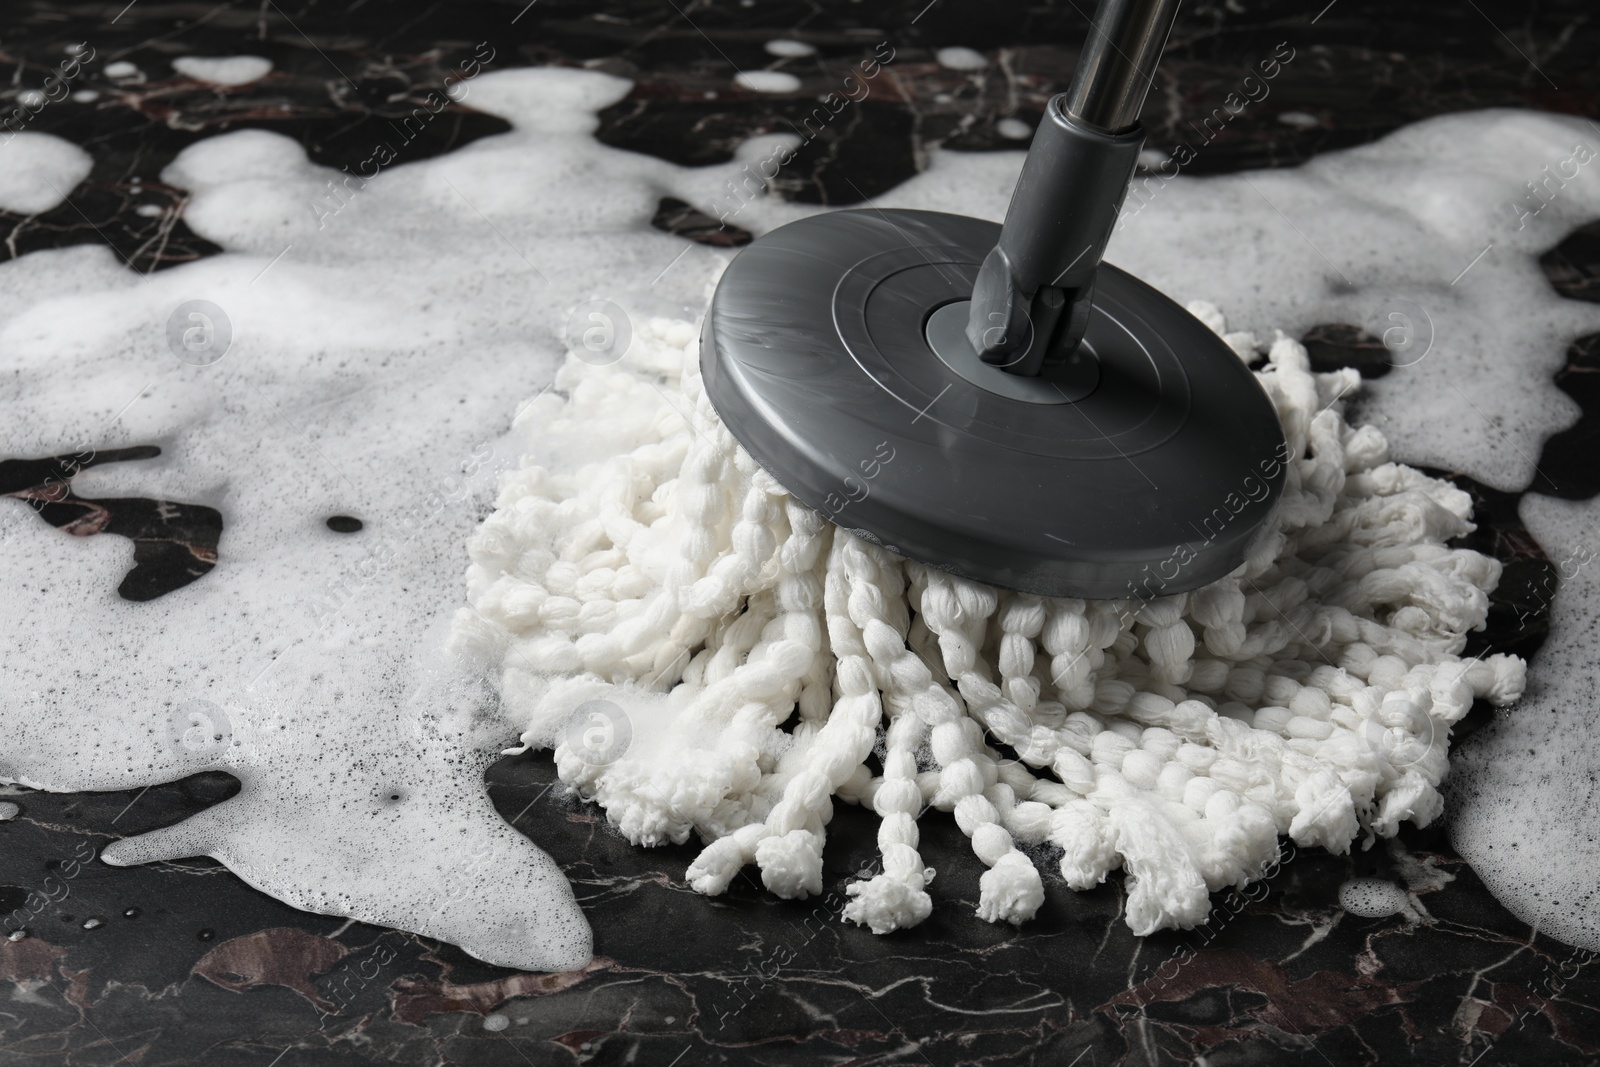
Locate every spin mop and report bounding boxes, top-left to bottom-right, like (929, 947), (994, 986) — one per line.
(453, 0), (1524, 935)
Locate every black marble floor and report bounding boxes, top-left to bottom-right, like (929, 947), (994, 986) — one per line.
(3, 1), (1600, 1064)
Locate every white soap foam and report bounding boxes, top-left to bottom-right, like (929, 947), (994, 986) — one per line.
(1338, 876), (1410, 918)
(0, 59), (1594, 964)
(997, 117), (1033, 140)
(734, 70), (802, 94)
(171, 55), (273, 87)
(764, 39), (816, 58)
(0, 802), (18, 822)
(1449, 493), (1600, 950)
(935, 46), (988, 71)
(0, 67), (761, 973)
(0, 132), (92, 214)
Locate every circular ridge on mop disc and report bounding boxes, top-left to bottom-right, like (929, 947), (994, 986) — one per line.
(699, 207), (1287, 599)
(450, 301), (1525, 937)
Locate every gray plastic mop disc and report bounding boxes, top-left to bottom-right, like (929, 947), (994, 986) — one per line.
(701, 208), (1286, 600)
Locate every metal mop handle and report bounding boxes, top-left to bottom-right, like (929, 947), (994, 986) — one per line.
(965, 0), (1182, 377)
(1063, 0), (1181, 132)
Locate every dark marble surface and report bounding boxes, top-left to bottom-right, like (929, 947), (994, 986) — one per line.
(3, 1), (1600, 1064)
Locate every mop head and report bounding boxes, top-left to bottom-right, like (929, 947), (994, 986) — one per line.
(449, 300), (1525, 936)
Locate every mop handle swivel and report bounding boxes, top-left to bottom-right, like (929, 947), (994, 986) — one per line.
(965, 0), (1182, 377)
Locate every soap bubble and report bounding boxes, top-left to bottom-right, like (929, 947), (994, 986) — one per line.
(1337, 876), (1408, 918)
(997, 117), (1033, 141)
(167, 699), (232, 757)
(1364, 298), (1432, 367)
(482, 1013), (510, 1031)
(764, 39), (816, 58)
(376, 785), (409, 807)
(166, 299), (232, 366)
(935, 46), (988, 71)
(563, 699), (632, 765)
(564, 299), (631, 367)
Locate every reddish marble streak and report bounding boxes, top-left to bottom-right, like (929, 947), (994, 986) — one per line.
(192, 927), (350, 1012)
(0, 936), (91, 1013)
(389, 956), (614, 1025)
(1477, 978), (1600, 1055)
(0, 936), (68, 987)
(1103, 950), (1410, 1046)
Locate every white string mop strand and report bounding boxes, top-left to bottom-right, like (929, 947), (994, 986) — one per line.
(450, 302), (1527, 937)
